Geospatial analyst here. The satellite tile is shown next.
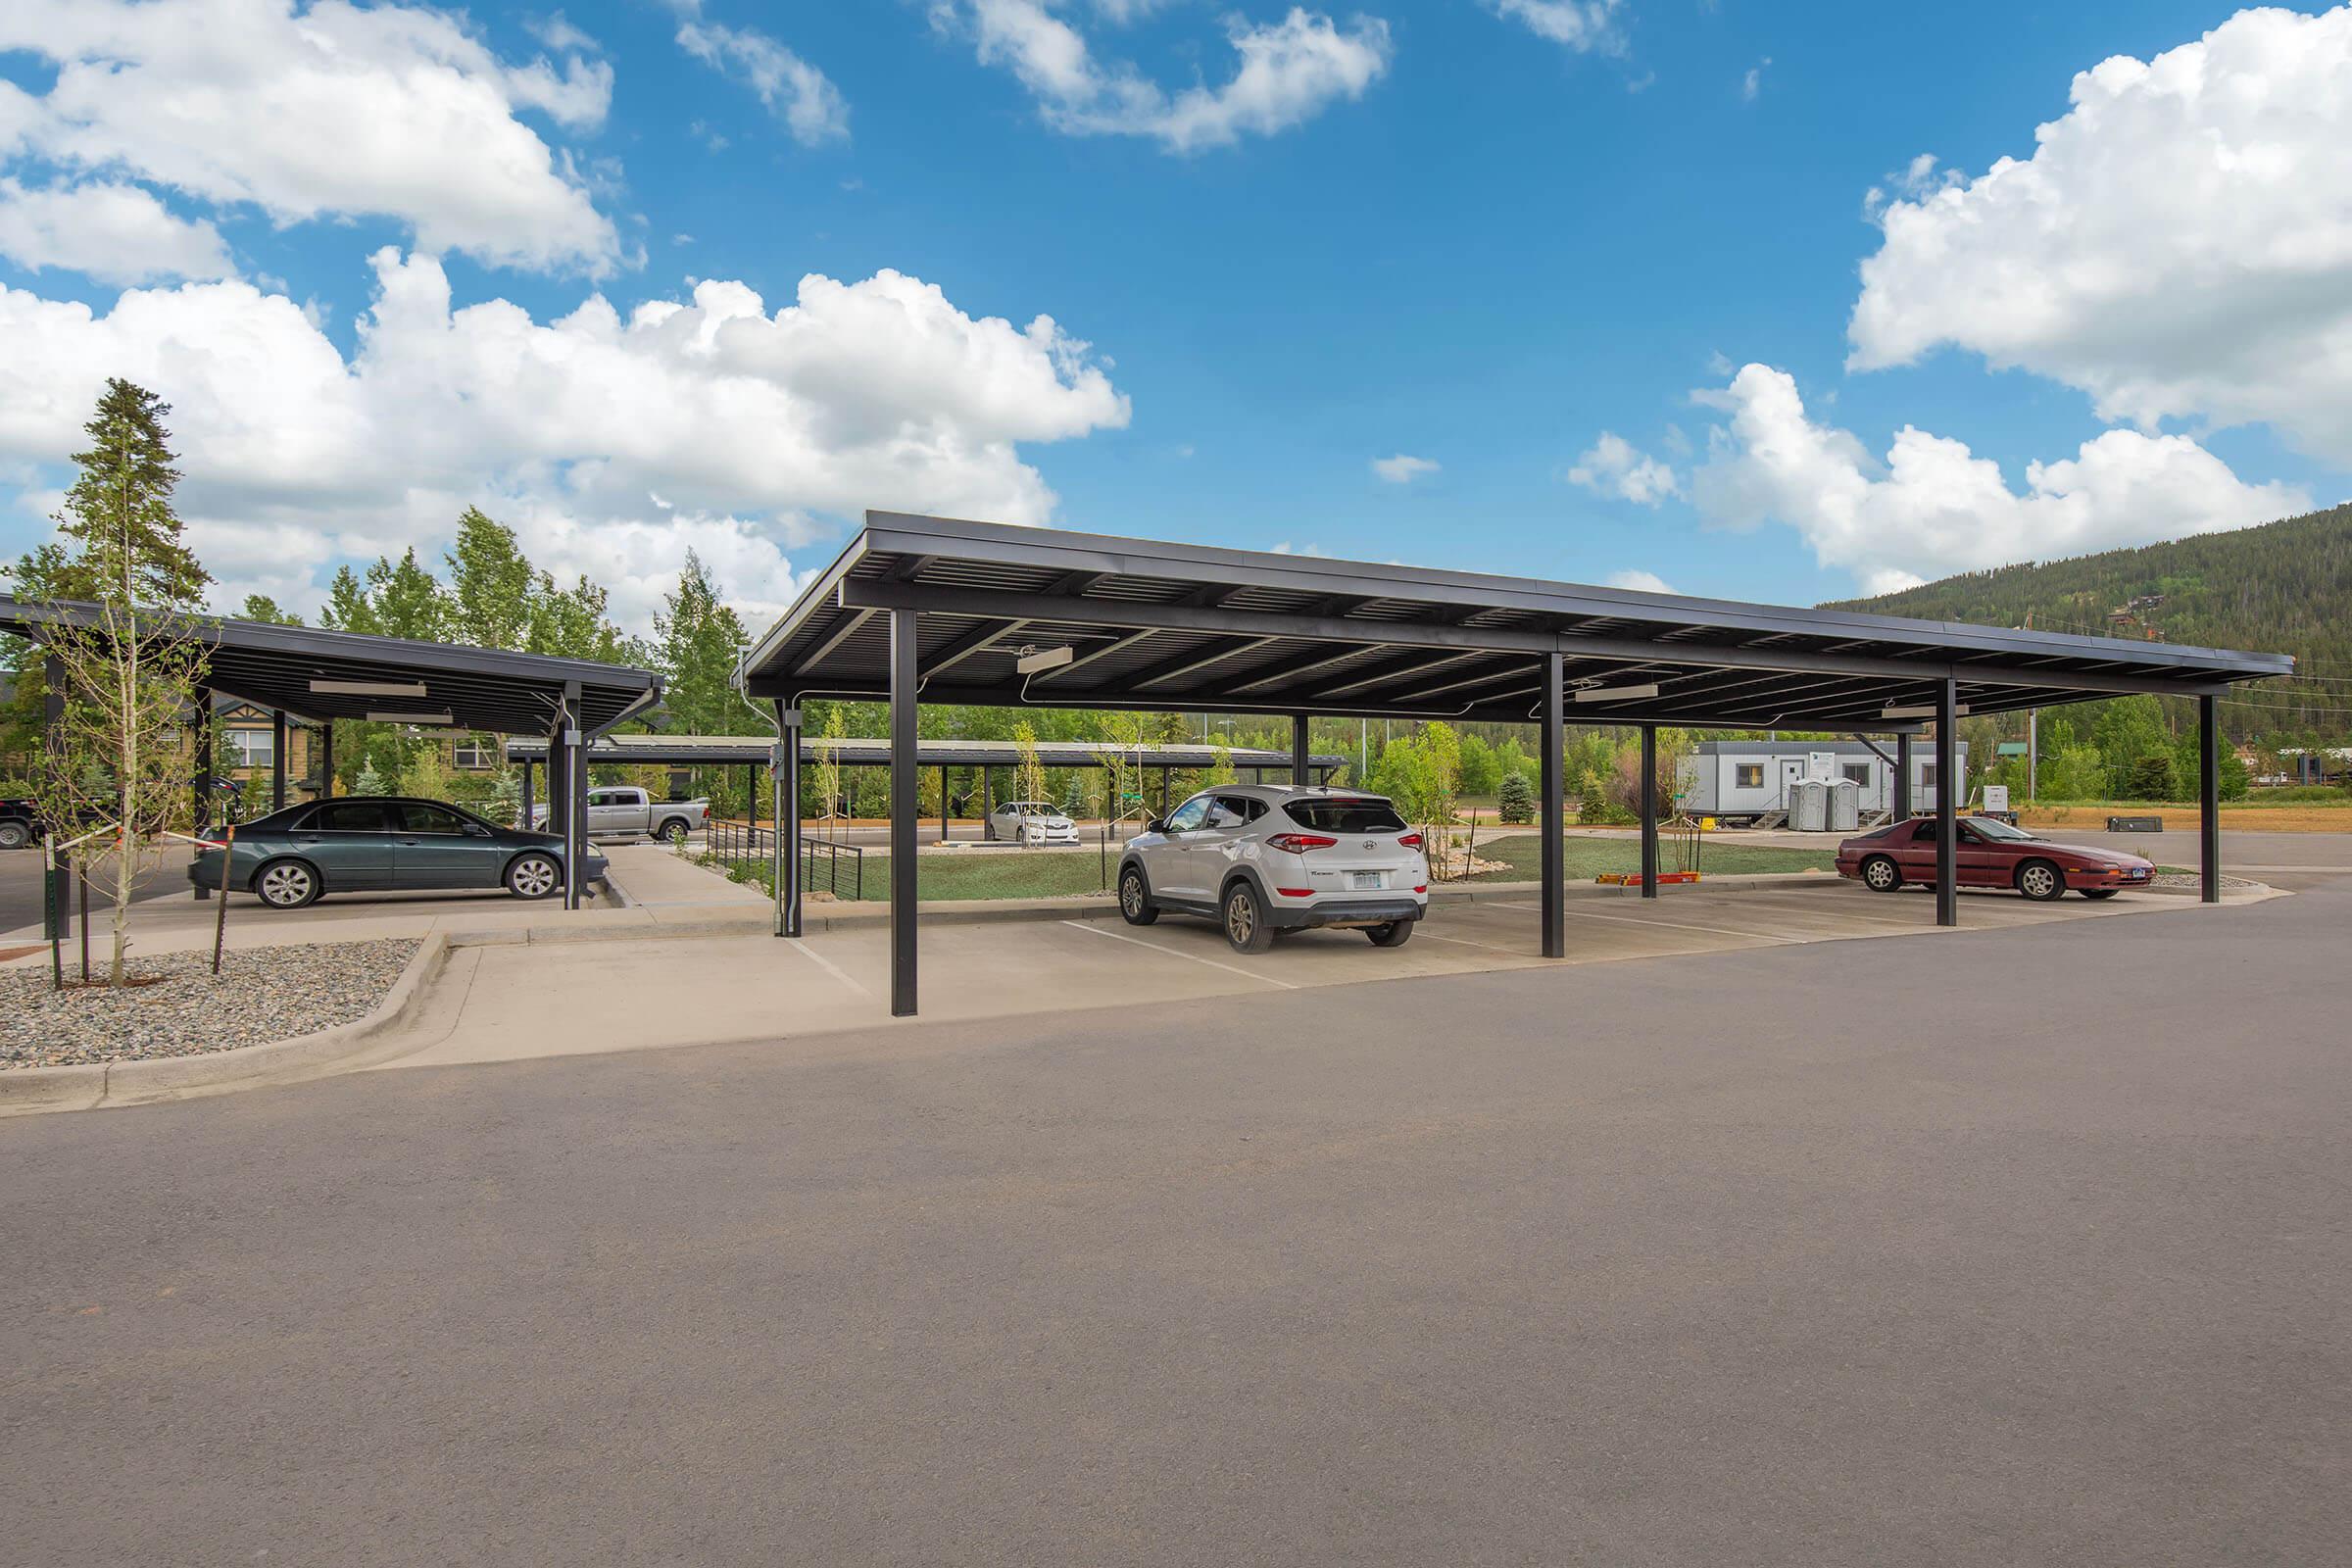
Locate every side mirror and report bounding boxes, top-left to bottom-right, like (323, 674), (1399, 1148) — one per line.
(465, 823), (493, 838)
(1145, 817), (1165, 834)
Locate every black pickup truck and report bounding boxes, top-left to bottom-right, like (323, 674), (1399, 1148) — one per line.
(1, 797), (39, 851)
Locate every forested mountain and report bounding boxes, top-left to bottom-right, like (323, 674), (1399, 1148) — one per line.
(1823, 503), (2352, 742)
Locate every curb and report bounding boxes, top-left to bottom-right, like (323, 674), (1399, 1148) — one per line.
(0, 934), (451, 1117)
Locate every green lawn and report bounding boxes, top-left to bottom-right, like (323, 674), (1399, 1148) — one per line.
(711, 832), (1836, 903)
(1461, 834), (1837, 883)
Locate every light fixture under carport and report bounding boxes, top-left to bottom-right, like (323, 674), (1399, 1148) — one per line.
(735, 512), (2294, 1018)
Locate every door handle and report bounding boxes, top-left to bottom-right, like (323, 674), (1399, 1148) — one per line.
(398, 838), (420, 846)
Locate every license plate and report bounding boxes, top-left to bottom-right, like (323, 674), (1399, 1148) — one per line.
(1350, 871), (1383, 890)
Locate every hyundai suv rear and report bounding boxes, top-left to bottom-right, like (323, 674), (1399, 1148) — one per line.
(1117, 785), (1429, 953)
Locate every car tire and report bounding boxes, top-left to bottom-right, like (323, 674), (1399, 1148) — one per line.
(2016, 858), (2066, 902)
(1860, 855), (1902, 893)
(506, 852), (563, 901)
(659, 818), (690, 845)
(0, 819), (30, 851)
(2080, 888), (2120, 901)
(1117, 864), (1158, 926)
(253, 858), (321, 909)
(1366, 919), (1414, 948)
(1221, 880), (1274, 955)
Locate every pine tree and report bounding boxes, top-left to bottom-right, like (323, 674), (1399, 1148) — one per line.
(1496, 771), (1536, 824)
(54, 378), (210, 611)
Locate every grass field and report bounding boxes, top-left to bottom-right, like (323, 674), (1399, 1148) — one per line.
(712, 834), (1837, 903)
(2020, 801), (2352, 832)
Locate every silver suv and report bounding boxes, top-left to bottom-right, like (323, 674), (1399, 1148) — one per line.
(1117, 784), (1429, 953)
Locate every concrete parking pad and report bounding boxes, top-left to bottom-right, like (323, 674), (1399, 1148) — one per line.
(373, 881), (2268, 1072)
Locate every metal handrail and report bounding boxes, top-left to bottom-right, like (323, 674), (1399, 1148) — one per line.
(706, 820), (863, 901)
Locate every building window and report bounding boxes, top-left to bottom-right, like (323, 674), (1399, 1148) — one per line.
(226, 729), (273, 771)
(1734, 762), (1764, 789)
(451, 735), (495, 771)
(1841, 763), (1871, 787)
(1920, 764), (1939, 796)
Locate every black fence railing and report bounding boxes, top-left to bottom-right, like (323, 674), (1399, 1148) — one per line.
(705, 820), (866, 902)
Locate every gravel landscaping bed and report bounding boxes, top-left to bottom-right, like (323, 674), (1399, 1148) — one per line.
(0, 940), (419, 1070)
(2150, 871), (2262, 891)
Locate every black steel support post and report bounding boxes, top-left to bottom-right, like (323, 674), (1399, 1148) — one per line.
(2200, 694), (2221, 904)
(1935, 679), (1958, 928)
(939, 765), (949, 843)
(1540, 653), (1565, 958)
(518, 759), (533, 827)
(319, 720), (334, 799)
(43, 650), (68, 940)
(889, 607), (919, 1017)
(271, 709), (288, 811)
(561, 680), (585, 911)
(1894, 733), (1912, 821)
(781, 704), (803, 938)
(1291, 714), (1310, 786)
(1640, 724), (1660, 900)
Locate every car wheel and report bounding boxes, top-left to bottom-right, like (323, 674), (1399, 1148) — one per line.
(254, 858), (320, 909)
(0, 819), (29, 851)
(660, 818), (690, 845)
(1366, 919), (1414, 948)
(2016, 858), (2066, 902)
(506, 852), (562, 900)
(1860, 855), (1901, 893)
(1222, 880), (1274, 955)
(1118, 865), (1158, 926)
(2080, 888), (2120, 901)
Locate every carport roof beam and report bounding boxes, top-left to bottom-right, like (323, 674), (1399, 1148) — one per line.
(735, 513), (2294, 724)
(0, 595), (662, 737)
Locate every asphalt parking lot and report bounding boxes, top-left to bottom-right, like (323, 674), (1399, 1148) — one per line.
(0, 845), (190, 937)
(5, 868), (2342, 1565)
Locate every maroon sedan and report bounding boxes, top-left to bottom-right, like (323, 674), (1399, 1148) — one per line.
(1836, 814), (2158, 901)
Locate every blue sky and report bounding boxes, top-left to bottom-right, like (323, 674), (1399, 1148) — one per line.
(3, 0), (2346, 628)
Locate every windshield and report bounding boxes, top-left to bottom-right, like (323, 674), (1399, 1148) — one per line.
(1967, 816), (2039, 842)
(1283, 799), (1408, 834)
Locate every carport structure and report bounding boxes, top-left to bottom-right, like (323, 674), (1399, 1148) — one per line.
(0, 597), (662, 913)
(737, 513), (2294, 1017)
(503, 732), (1343, 838)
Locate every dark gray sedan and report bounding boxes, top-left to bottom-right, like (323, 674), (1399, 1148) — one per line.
(186, 796), (607, 908)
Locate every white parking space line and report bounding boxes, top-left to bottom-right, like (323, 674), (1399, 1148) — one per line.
(1493, 901), (1808, 946)
(1060, 920), (1299, 990)
(1419, 929), (1533, 956)
(780, 935), (871, 998)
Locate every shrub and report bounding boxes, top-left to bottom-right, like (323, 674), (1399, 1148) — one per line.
(1496, 771), (1535, 824)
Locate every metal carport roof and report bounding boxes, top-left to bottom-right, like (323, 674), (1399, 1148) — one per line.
(738, 513), (2292, 728)
(0, 596), (662, 737)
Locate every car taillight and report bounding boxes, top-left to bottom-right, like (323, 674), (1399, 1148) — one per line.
(1397, 833), (1422, 849)
(1276, 887), (1314, 898)
(1412, 884), (1427, 894)
(1266, 833), (1338, 854)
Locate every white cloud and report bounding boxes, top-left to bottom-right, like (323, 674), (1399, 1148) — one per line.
(1483, 1), (1624, 54)
(665, 2), (849, 146)
(0, 178), (233, 284)
(1567, 431), (1680, 505)
(1605, 568), (1673, 594)
(1269, 540), (1332, 557)
(1690, 364), (2309, 594)
(943, 2), (1392, 153)
(1370, 453), (1439, 483)
(0, 0), (619, 275)
(1849, 5), (2352, 465)
(0, 254), (1129, 628)
(1741, 57), (1770, 102)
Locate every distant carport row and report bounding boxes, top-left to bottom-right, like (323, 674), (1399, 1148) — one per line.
(0, 595), (662, 916)
(502, 732), (1345, 841)
(733, 512), (2296, 1017)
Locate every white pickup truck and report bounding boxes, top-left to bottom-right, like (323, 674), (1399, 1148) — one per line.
(532, 785), (709, 844)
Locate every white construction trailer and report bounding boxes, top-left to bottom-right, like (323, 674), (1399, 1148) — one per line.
(1676, 739), (1968, 825)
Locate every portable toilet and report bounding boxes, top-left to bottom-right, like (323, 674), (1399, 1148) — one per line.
(1788, 778), (1829, 832)
(1825, 775), (1861, 832)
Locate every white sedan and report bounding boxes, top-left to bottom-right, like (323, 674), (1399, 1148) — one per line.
(988, 800), (1080, 845)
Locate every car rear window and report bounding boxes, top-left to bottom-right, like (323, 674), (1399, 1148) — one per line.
(1282, 799), (1407, 833)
